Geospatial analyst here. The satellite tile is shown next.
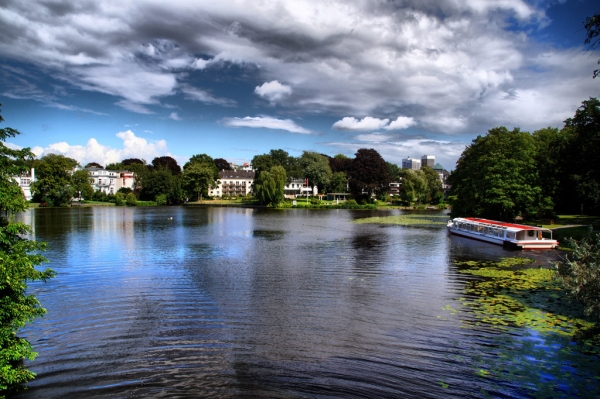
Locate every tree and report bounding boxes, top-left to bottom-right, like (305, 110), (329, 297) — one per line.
(84, 162), (103, 169)
(562, 98), (600, 215)
(252, 150), (301, 182)
(121, 158), (144, 166)
(125, 192), (137, 206)
(398, 169), (426, 204)
(184, 154), (218, 179)
(421, 166), (443, 204)
(255, 165), (286, 206)
(139, 168), (182, 204)
(214, 158), (232, 171)
(104, 162), (124, 171)
(532, 127), (565, 217)
(182, 162), (217, 201)
(387, 162), (400, 181)
(555, 230), (600, 320)
(584, 13), (600, 79)
(329, 171), (348, 193)
(31, 154), (79, 206)
(72, 169), (94, 200)
(449, 127), (544, 221)
(347, 148), (391, 200)
(0, 104), (54, 394)
(151, 156), (181, 176)
(329, 154), (352, 173)
(299, 151), (332, 193)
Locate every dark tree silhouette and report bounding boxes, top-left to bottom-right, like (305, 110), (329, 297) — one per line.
(151, 156), (181, 176)
(214, 158), (232, 171)
(84, 162), (103, 169)
(584, 13), (600, 78)
(347, 149), (391, 199)
(122, 158), (145, 166)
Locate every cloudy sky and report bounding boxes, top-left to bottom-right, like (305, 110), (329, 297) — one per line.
(0, 0), (598, 170)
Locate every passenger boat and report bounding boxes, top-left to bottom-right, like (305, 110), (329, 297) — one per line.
(447, 217), (558, 249)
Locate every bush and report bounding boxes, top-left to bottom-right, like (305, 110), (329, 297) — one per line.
(117, 187), (133, 195)
(125, 193), (137, 206)
(555, 229), (600, 320)
(310, 198), (320, 205)
(155, 194), (167, 206)
(346, 199), (358, 205)
(114, 192), (125, 206)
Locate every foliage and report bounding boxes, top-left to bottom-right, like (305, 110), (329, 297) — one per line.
(532, 127), (564, 217)
(420, 166), (443, 204)
(329, 171), (348, 193)
(155, 194), (167, 206)
(0, 105), (54, 395)
(214, 158), (232, 171)
(84, 162), (103, 169)
(398, 169), (426, 204)
(92, 190), (108, 202)
(139, 168), (182, 204)
(125, 192), (137, 206)
(449, 127), (544, 221)
(584, 13), (600, 79)
(387, 162), (400, 181)
(117, 187), (133, 195)
(347, 148), (391, 199)
(329, 154), (352, 173)
(121, 158), (144, 166)
(299, 151), (332, 193)
(252, 149), (301, 182)
(182, 157), (218, 201)
(31, 154), (78, 207)
(255, 165), (286, 206)
(71, 169), (94, 201)
(555, 230), (600, 320)
(562, 98), (600, 215)
(151, 156), (181, 176)
(114, 192), (125, 206)
(104, 162), (123, 171)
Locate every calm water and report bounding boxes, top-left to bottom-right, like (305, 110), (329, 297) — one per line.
(12, 207), (597, 398)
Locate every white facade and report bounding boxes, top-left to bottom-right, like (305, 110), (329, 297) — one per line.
(16, 168), (35, 201)
(86, 167), (118, 194)
(284, 178), (317, 198)
(116, 171), (135, 191)
(209, 170), (255, 198)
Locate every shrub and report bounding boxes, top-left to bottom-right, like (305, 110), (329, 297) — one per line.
(114, 192), (125, 206)
(155, 194), (167, 206)
(310, 198), (320, 205)
(346, 199), (358, 205)
(555, 229), (600, 320)
(125, 193), (137, 206)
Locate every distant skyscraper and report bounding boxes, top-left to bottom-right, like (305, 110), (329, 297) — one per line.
(402, 157), (421, 170)
(421, 155), (435, 169)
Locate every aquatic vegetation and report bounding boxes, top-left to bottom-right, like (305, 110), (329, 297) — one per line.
(447, 257), (600, 398)
(352, 214), (448, 226)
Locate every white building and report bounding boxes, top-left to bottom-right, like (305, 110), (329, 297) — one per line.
(16, 168), (35, 201)
(86, 167), (119, 194)
(209, 170), (255, 198)
(284, 178), (317, 198)
(116, 171), (135, 191)
(402, 157), (421, 170)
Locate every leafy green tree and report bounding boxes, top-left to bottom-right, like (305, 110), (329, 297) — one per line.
(421, 166), (443, 204)
(72, 169), (94, 201)
(214, 158), (232, 171)
(139, 168), (182, 204)
(0, 105), (54, 395)
(252, 149), (301, 182)
(299, 151), (332, 193)
(182, 162), (216, 201)
(104, 162), (123, 171)
(329, 171), (348, 193)
(125, 192), (137, 206)
(155, 194), (167, 206)
(532, 127), (565, 217)
(555, 230), (600, 320)
(449, 127), (544, 221)
(255, 165), (286, 206)
(584, 13), (600, 79)
(387, 162), (400, 181)
(398, 169), (426, 204)
(562, 98), (600, 215)
(347, 148), (391, 200)
(114, 192), (126, 206)
(31, 154), (79, 206)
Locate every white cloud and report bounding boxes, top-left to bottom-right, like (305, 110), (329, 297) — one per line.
(333, 116), (416, 131)
(385, 116), (416, 130)
(169, 112), (181, 121)
(255, 81), (292, 102)
(32, 130), (171, 167)
(222, 116), (314, 134)
(181, 85), (236, 106)
(333, 117), (390, 131)
(354, 133), (393, 142)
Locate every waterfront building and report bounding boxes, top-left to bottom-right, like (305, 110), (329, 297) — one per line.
(16, 168), (35, 201)
(86, 167), (119, 194)
(284, 178), (317, 198)
(210, 170), (255, 197)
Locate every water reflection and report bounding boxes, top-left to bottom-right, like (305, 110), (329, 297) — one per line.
(14, 207), (598, 398)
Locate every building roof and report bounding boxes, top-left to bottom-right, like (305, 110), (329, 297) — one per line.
(218, 170), (255, 179)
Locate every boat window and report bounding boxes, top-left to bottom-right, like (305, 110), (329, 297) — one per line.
(528, 230), (535, 237)
(506, 232), (516, 240)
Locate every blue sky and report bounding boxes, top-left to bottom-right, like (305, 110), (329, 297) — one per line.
(0, 0), (598, 170)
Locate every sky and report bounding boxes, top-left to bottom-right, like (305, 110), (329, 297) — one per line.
(0, 0), (598, 171)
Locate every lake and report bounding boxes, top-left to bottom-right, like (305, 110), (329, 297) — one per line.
(14, 207), (599, 398)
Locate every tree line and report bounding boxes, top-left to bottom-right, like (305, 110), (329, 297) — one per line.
(449, 97), (600, 220)
(25, 148), (446, 207)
